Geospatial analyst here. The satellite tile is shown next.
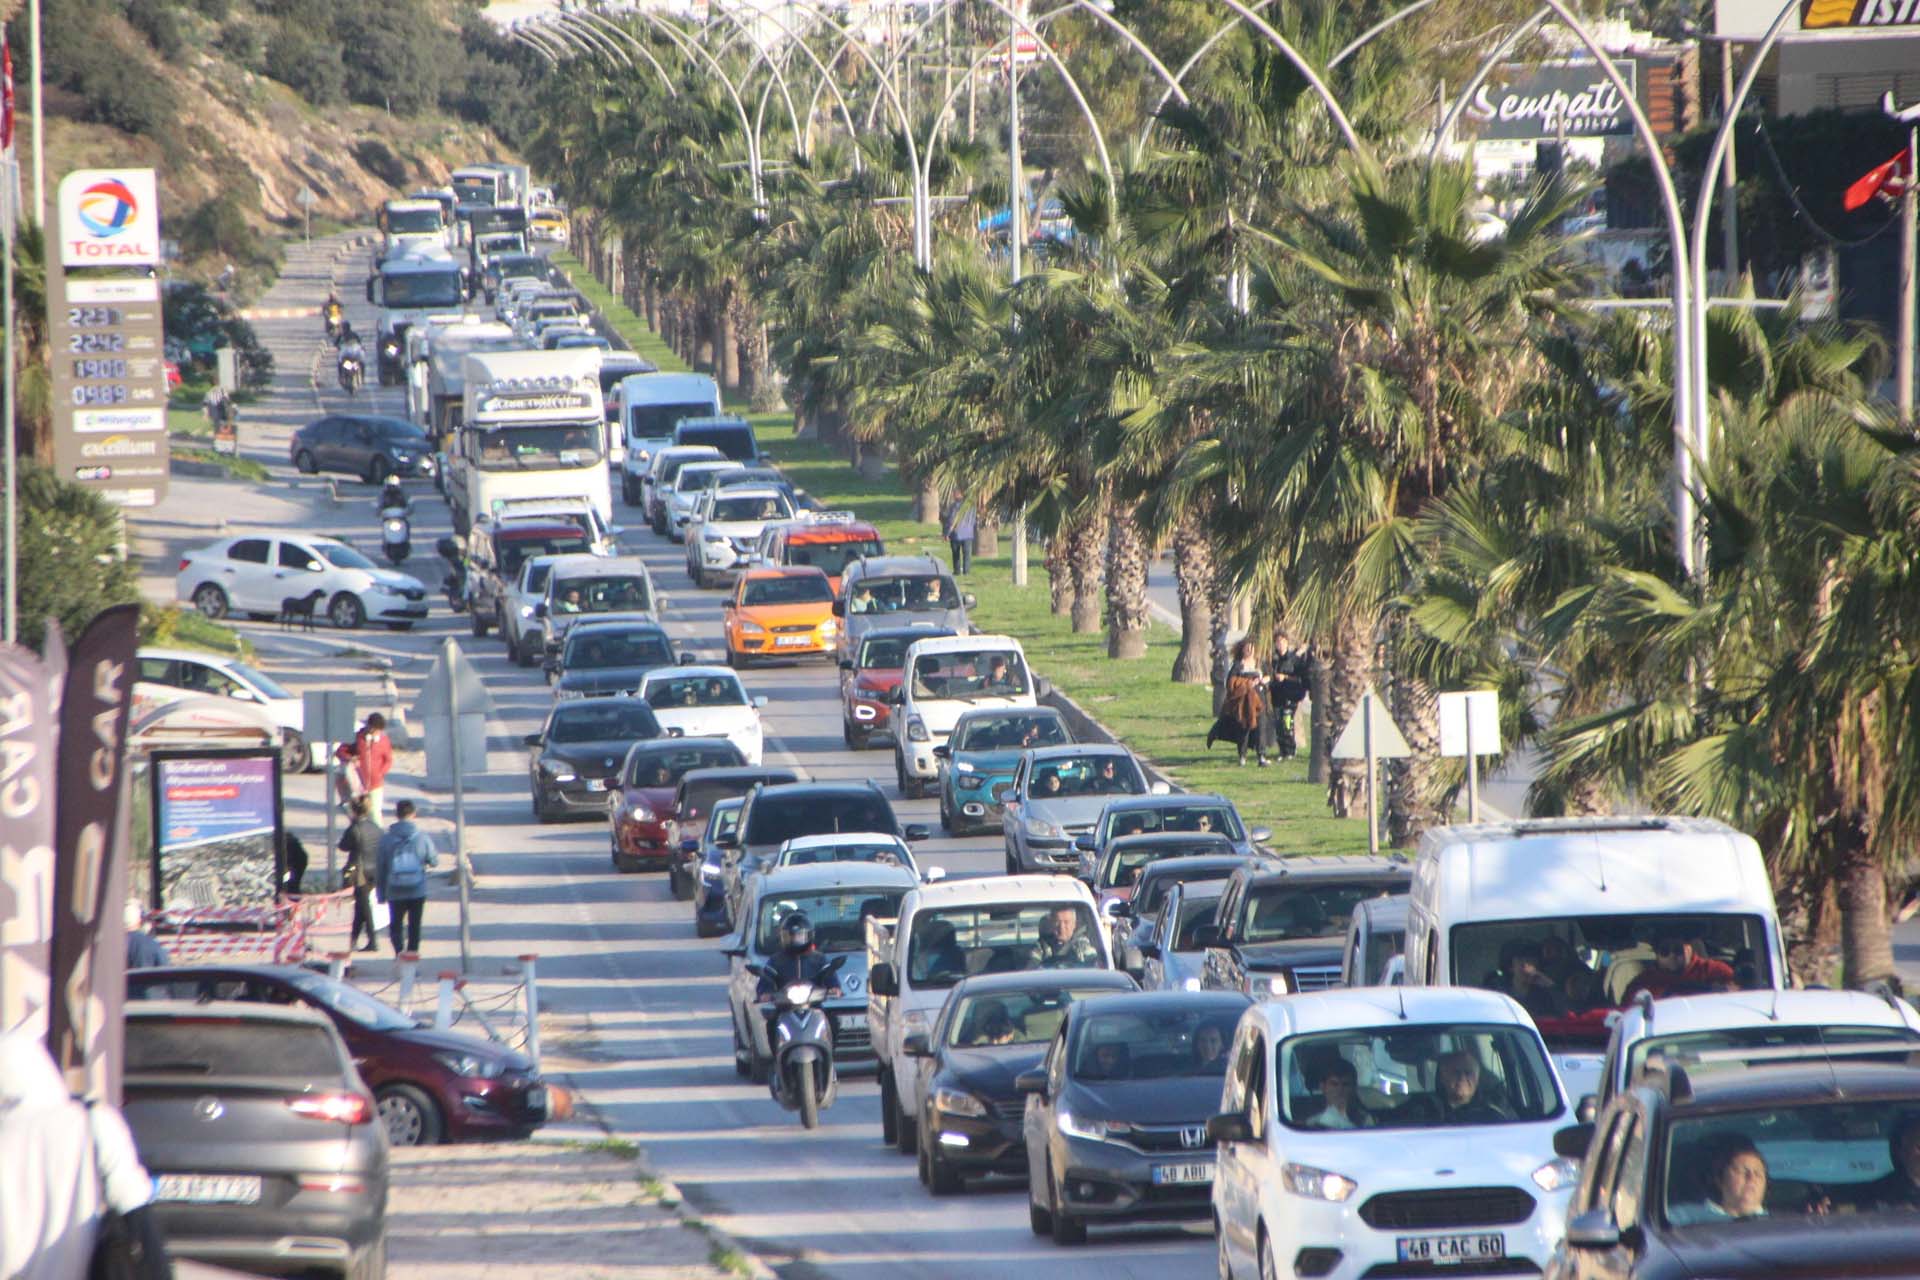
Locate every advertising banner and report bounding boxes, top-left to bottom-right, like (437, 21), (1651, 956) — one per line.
(1463, 60), (1639, 141)
(1801, 0), (1920, 27)
(45, 603), (140, 1093)
(49, 271), (170, 509)
(0, 642), (58, 1040)
(57, 168), (162, 267)
(151, 750), (283, 913)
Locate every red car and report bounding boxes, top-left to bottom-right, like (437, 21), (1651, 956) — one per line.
(838, 625), (954, 750)
(126, 964), (552, 1147)
(609, 737), (746, 872)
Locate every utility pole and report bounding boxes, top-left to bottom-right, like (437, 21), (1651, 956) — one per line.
(1007, 9), (1029, 589)
(29, 0), (43, 218)
(1889, 93), (1920, 422)
(1718, 39), (1742, 280)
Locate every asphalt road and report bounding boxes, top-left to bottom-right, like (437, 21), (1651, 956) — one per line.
(137, 233), (1217, 1279)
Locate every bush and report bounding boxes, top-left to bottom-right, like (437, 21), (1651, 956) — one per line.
(215, 19), (261, 68)
(336, 1), (455, 115)
(125, 0), (187, 59)
(1, 464), (141, 654)
(194, 0), (232, 19)
(178, 187), (276, 270)
(351, 139), (408, 188)
(161, 283), (276, 390)
(264, 27), (345, 105)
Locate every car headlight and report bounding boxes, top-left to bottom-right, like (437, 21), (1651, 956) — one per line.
(906, 716), (929, 742)
(1181, 976), (1202, 991)
(1025, 816), (1065, 840)
(703, 531), (727, 543)
(1532, 1157), (1581, 1192)
(624, 803), (654, 823)
(820, 617), (837, 634)
(699, 866), (722, 883)
(934, 1087), (988, 1118)
(538, 760), (576, 782)
(432, 1051), (505, 1079)
(1266, 974), (1290, 995)
(739, 620), (766, 635)
(519, 604), (534, 617)
(1057, 1109), (1124, 1143)
(954, 761), (976, 774)
(1282, 1163), (1357, 1203)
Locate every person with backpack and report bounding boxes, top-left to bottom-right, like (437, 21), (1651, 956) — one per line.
(375, 799), (437, 957)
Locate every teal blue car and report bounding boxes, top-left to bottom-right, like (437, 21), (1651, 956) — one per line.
(934, 706), (1073, 835)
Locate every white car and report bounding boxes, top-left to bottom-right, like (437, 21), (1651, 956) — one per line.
(637, 665), (767, 765)
(769, 832), (942, 882)
(176, 534), (429, 631)
(685, 486), (795, 588)
(1211, 987), (1576, 1280)
(134, 647), (321, 773)
(665, 461), (744, 543)
(501, 553), (564, 668)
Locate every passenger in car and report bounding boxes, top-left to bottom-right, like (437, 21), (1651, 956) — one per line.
(1623, 930), (1737, 1000)
(1298, 1058), (1372, 1129)
(1499, 942), (1568, 1020)
(1086, 1041), (1130, 1080)
(1192, 1024), (1230, 1072)
(1669, 1136), (1771, 1225)
(1850, 1117), (1920, 1211)
(966, 1001), (1020, 1046)
(1432, 1051), (1513, 1124)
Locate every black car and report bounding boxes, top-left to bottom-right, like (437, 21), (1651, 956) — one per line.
(1198, 858), (1411, 996)
(290, 413), (435, 483)
(1019, 990), (1251, 1245)
(910, 969), (1139, 1194)
(1110, 852), (1256, 953)
(721, 780), (931, 918)
(524, 697), (665, 822)
(1548, 1060), (1920, 1280)
(548, 621), (688, 698)
(666, 765), (802, 899)
(689, 797), (747, 936)
(122, 1000), (388, 1277)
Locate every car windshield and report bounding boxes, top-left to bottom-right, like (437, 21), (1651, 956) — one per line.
(1451, 913), (1776, 1049)
(1136, 865), (1239, 918)
(1171, 894), (1227, 949)
(1102, 803), (1244, 842)
(386, 208), (442, 234)
(1026, 754), (1146, 800)
(858, 633), (946, 670)
(1278, 1024), (1562, 1131)
(227, 663), (293, 701)
(756, 887), (906, 954)
(1626, 1025), (1920, 1087)
(677, 466), (737, 493)
(953, 712), (1069, 752)
(743, 792), (897, 846)
(645, 675), (747, 709)
(1074, 1007), (1239, 1080)
(549, 702), (661, 743)
(712, 495), (790, 522)
(947, 987), (1111, 1048)
(630, 403), (715, 439)
(1244, 883), (1401, 943)
(779, 840), (911, 870)
(847, 575), (961, 614)
(657, 452), (721, 483)
(1103, 840), (1216, 889)
(626, 743), (745, 787)
(317, 543), (377, 571)
(564, 628), (672, 670)
(1663, 1102), (1920, 1226)
(553, 575), (652, 615)
(784, 537), (883, 577)
(907, 902), (1101, 988)
(742, 576), (831, 606)
(909, 648), (1031, 700)
(288, 971), (414, 1031)
(474, 423), (602, 471)
(499, 535), (590, 579)
(383, 271), (463, 307)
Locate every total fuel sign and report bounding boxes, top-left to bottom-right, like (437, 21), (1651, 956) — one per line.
(57, 169), (162, 267)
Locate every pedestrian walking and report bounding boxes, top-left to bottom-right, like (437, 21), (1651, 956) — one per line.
(1268, 633), (1311, 761)
(338, 796), (383, 952)
(283, 831), (310, 896)
(336, 712), (394, 822)
(945, 500), (977, 576)
(201, 383), (233, 430)
(1207, 639), (1271, 767)
(376, 799), (438, 957)
(125, 898), (169, 970)
(0, 1029), (173, 1280)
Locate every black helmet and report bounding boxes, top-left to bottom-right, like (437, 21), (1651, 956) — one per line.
(779, 912), (813, 954)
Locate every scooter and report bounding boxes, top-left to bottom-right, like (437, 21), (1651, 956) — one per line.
(380, 506), (411, 565)
(749, 954), (845, 1130)
(436, 536), (467, 612)
(338, 352), (364, 394)
(324, 312), (343, 345)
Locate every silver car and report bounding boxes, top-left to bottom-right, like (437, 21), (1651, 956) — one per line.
(1136, 879), (1227, 992)
(835, 555), (976, 663)
(1000, 743), (1165, 875)
(500, 553), (563, 668)
(665, 461), (744, 542)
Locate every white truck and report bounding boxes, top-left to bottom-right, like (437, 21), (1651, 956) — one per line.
(448, 348), (610, 534)
(366, 242), (466, 386)
(865, 875), (1112, 1155)
(379, 197), (449, 257)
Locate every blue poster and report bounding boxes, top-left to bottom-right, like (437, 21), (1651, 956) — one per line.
(154, 754), (280, 912)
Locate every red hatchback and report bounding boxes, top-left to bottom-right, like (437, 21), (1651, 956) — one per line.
(610, 736), (746, 872)
(127, 964), (551, 1147)
(838, 625), (954, 750)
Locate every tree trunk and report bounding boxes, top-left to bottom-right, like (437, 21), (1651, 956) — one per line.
(1325, 611), (1374, 820)
(1835, 820), (1896, 987)
(1105, 504), (1150, 660)
(914, 474), (942, 525)
(1307, 646), (1331, 784)
(975, 509), (999, 558)
(716, 298), (739, 390)
(1208, 563), (1234, 714)
(1169, 514), (1214, 685)
(1047, 532), (1074, 617)
(1386, 668), (1443, 847)
(643, 275), (659, 331)
(748, 323), (781, 413)
(1068, 510), (1107, 634)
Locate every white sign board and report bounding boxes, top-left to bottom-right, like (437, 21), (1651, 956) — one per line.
(58, 169), (163, 267)
(1438, 690), (1502, 758)
(1330, 689), (1411, 760)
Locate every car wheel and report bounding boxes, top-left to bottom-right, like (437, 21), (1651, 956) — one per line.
(383, 622), (413, 632)
(732, 1016), (752, 1078)
(1217, 1215), (1235, 1280)
(1029, 1191), (1054, 1237)
(622, 476), (638, 506)
(879, 1072), (899, 1146)
(365, 457), (390, 485)
(1005, 846), (1020, 876)
(471, 607), (491, 638)
(516, 633), (538, 668)
(939, 797), (953, 834)
(894, 1095), (917, 1155)
(921, 1111), (962, 1195)
(281, 730), (309, 776)
(1258, 1229), (1279, 1280)
(1049, 1164), (1086, 1246)
(328, 593), (366, 630)
(294, 449), (319, 474)
(191, 583), (230, 620)
(671, 866), (695, 902)
(376, 1083), (443, 1147)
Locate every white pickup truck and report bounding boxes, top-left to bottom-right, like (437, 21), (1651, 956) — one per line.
(865, 875), (1112, 1155)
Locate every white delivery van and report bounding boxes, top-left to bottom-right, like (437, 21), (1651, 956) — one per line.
(891, 634), (1045, 798)
(615, 373), (722, 506)
(1403, 816), (1785, 1102)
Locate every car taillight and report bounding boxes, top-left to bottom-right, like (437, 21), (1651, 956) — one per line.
(178, 558), (190, 572)
(287, 1093), (373, 1125)
(298, 1175), (366, 1193)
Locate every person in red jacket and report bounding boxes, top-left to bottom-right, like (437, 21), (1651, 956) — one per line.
(336, 712), (394, 823)
(1624, 930), (1736, 1000)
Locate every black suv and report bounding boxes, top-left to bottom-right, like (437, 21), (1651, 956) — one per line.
(719, 780), (931, 910)
(290, 414), (435, 483)
(1196, 857), (1410, 996)
(1547, 1057), (1920, 1279)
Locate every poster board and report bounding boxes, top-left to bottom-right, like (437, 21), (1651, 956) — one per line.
(148, 748), (284, 914)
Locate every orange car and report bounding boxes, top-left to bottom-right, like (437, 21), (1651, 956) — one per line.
(724, 567), (839, 665)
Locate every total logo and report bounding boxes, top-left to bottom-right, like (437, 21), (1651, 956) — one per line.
(76, 179), (139, 238)
(57, 169), (161, 266)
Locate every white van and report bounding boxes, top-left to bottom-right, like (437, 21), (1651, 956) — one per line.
(1404, 816), (1785, 1101)
(615, 373), (722, 506)
(890, 634), (1045, 798)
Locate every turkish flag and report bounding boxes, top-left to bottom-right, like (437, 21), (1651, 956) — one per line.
(1, 43), (14, 152)
(1843, 150), (1911, 212)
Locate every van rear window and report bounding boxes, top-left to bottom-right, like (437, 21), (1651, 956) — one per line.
(677, 425), (758, 461)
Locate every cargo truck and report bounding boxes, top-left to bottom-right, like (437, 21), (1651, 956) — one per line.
(447, 348), (609, 534)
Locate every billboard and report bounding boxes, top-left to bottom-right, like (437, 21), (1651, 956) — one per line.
(1463, 61), (1639, 141)
(150, 750), (283, 915)
(1801, 0), (1920, 27)
(57, 169), (162, 267)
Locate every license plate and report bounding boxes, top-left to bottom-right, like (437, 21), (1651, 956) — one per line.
(1396, 1233), (1505, 1265)
(774, 635), (811, 647)
(1150, 1162), (1214, 1185)
(837, 1013), (868, 1030)
(583, 779), (607, 791)
(526, 1086), (549, 1114)
(157, 1174), (262, 1204)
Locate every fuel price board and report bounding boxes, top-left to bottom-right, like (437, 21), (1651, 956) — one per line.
(49, 271), (170, 508)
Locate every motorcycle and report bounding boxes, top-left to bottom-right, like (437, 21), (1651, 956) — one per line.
(748, 955), (845, 1130)
(324, 311), (343, 345)
(436, 536), (467, 612)
(380, 505), (411, 565)
(338, 352), (364, 394)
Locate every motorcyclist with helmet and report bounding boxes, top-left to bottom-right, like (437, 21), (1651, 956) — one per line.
(378, 476), (411, 517)
(337, 324), (366, 390)
(756, 912), (841, 1041)
(323, 291), (346, 344)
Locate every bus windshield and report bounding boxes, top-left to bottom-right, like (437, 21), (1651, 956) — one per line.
(473, 423), (602, 471)
(386, 208), (442, 235)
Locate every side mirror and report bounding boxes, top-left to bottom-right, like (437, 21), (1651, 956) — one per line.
(522, 732), (542, 748)
(1148, 781), (1172, 797)
(679, 652), (698, 666)
(902, 823), (930, 843)
(1121, 945), (1145, 978)
(680, 839), (699, 854)
(1553, 1122), (1596, 1159)
(1035, 677), (1053, 699)
(838, 659), (854, 671)
(923, 866), (947, 883)
(1249, 826), (1273, 844)
(752, 695), (769, 709)
(1013, 1070), (1048, 1096)
(931, 745), (950, 759)
(533, 602), (548, 618)
(1576, 1094), (1598, 1125)
(1072, 833), (1096, 852)
(962, 593), (976, 609)
(990, 783), (1012, 803)
(437, 535), (461, 559)
(715, 830), (739, 848)
(868, 962), (898, 997)
(888, 687), (904, 705)
(1192, 924), (1223, 948)
(1205, 1112), (1253, 1145)
(1563, 1208), (1621, 1251)
(831, 600), (845, 616)
(902, 1032), (931, 1057)
(1110, 901), (1134, 920)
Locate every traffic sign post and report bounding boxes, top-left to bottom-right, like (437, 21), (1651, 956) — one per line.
(1438, 690), (1502, 823)
(296, 187), (317, 246)
(303, 690), (360, 884)
(414, 639), (495, 972)
(1331, 687), (1411, 855)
